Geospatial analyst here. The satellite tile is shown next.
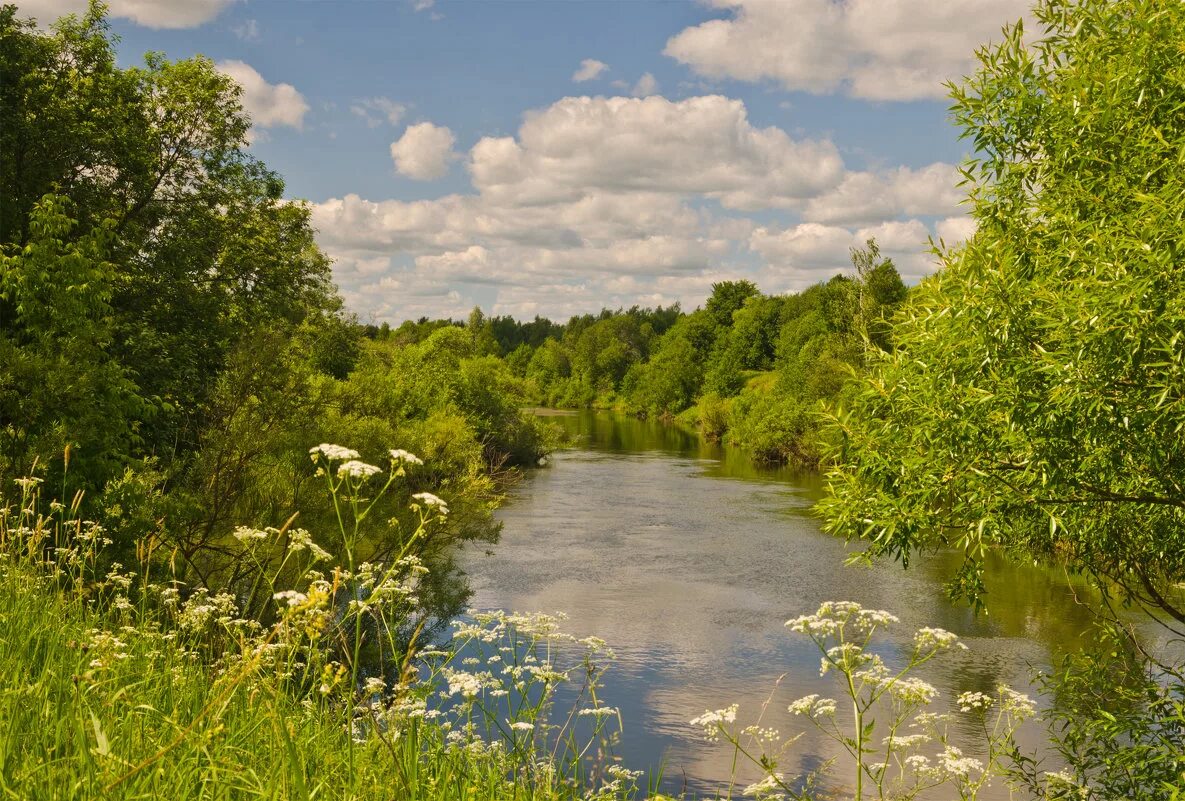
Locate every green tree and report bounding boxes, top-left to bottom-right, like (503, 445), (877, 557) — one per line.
(705, 279), (759, 330)
(820, 0), (1185, 789)
(1, 4), (338, 487)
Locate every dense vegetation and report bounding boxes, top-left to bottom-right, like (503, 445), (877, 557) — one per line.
(381, 244), (908, 467)
(2, 0), (1184, 798)
(819, 0), (1185, 793)
(0, 4), (553, 623)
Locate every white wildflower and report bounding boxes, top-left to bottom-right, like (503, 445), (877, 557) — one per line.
(915, 626), (963, 651)
(510, 721), (534, 732)
(309, 443), (360, 462)
(578, 706), (618, 719)
(273, 590), (308, 608)
(287, 528), (332, 562)
(337, 460), (382, 479)
(788, 694), (837, 718)
(742, 774), (785, 799)
(938, 746), (984, 778)
(690, 704), (738, 741)
(232, 526), (270, 543)
(957, 691), (994, 712)
(998, 685), (1037, 719)
(389, 448), (424, 465)
(411, 491), (449, 513)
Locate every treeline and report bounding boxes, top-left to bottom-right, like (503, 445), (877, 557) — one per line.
(0, 5), (549, 619)
(400, 242), (908, 466)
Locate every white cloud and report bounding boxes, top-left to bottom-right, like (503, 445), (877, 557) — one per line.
(572, 59), (609, 82)
(468, 95), (844, 210)
(751, 219), (941, 286)
(390, 123), (459, 180)
(351, 97), (407, 128)
(664, 0), (1030, 101)
(19, 0), (231, 28)
(936, 214), (977, 245)
(311, 94), (963, 321)
(631, 72), (659, 97)
(216, 61), (309, 129)
(802, 163), (964, 225)
(232, 18), (259, 42)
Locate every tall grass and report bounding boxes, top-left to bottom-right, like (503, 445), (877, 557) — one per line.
(0, 450), (1063, 801)
(0, 454), (637, 801)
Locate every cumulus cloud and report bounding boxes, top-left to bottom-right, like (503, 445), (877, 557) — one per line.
(572, 59), (609, 82)
(801, 163), (964, 225)
(312, 94), (965, 321)
(467, 95), (844, 210)
(20, 0), (231, 28)
(664, 0), (1030, 101)
(351, 97), (407, 128)
(751, 218), (950, 285)
(390, 123), (459, 180)
(216, 61), (309, 129)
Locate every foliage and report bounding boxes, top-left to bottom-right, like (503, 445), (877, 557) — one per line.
(0, 3), (339, 490)
(819, 0), (1185, 791)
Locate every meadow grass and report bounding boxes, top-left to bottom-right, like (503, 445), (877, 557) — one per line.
(0, 449), (1044, 801)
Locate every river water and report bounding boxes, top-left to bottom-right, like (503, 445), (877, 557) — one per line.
(459, 410), (1097, 798)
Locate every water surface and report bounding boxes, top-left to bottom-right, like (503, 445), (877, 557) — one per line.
(460, 411), (1096, 797)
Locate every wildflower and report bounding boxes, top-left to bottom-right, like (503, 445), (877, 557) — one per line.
(915, 626), (965, 651)
(13, 477), (43, 491)
(287, 528), (332, 562)
(578, 706), (618, 719)
(938, 746), (983, 778)
(742, 774), (785, 799)
(232, 526), (269, 543)
(389, 448), (423, 465)
(957, 690), (994, 712)
(690, 704), (738, 741)
(788, 694), (837, 718)
(411, 491), (449, 514)
(273, 590), (308, 608)
(309, 443), (360, 462)
(363, 677), (386, 695)
(891, 677), (940, 705)
(510, 721), (534, 732)
(998, 685), (1037, 719)
(337, 460), (382, 479)
(886, 733), (930, 748)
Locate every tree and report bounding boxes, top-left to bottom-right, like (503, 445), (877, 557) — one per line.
(705, 280), (759, 329)
(819, 0), (1185, 789)
(0, 3), (338, 487)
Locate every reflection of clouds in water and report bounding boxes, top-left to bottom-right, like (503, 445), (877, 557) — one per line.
(460, 413), (1106, 798)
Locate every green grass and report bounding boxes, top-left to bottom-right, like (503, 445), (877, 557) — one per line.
(0, 555), (649, 801)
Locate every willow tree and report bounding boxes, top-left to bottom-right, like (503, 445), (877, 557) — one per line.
(819, 0), (1185, 792)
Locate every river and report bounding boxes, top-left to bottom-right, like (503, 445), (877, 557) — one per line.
(459, 410), (1099, 798)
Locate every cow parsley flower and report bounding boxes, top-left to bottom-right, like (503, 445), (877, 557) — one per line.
(309, 443), (360, 462)
(338, 460), (382, 479)
(915, 626), (965, 651)
(957, 691), (994, 712)
(411, 491), (448, 513)
(389, 448), (424, 465)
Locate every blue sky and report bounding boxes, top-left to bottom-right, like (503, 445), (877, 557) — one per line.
(20, 0), (1032, 323)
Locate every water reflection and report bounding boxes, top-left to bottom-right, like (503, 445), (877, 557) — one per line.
(460, 411), (1095, 797)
